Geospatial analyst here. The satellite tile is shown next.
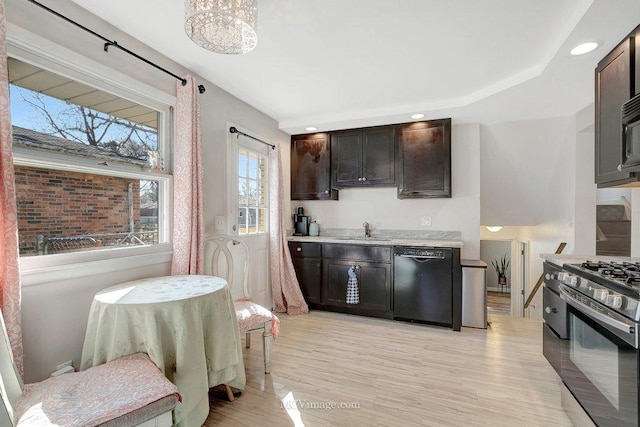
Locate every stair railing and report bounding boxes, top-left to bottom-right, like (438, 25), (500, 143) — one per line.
(523, 242), (567, 310)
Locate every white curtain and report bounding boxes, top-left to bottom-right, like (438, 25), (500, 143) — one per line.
(269, 146), (308, 315)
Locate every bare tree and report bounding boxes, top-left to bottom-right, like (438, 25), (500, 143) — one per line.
(17, 89), (157, 160)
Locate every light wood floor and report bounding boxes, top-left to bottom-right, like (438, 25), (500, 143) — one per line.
(487, 291), (511, 316)
(205, 311), (571, 426)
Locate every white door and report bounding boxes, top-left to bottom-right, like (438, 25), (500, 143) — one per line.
(227, 124), (272, 308)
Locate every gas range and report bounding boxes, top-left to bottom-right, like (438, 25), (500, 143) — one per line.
(543, 260), (640, 426)
(562, 261), (640, 322)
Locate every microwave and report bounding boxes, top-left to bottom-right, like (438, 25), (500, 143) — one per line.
(620, 93), (640, 171)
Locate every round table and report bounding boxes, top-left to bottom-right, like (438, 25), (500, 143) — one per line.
(81, 275), (245, 427)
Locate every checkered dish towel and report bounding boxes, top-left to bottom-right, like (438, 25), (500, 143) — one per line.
(346, 266), (360, 304)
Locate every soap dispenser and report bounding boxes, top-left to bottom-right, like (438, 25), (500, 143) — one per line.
(309, 221), (319, 236)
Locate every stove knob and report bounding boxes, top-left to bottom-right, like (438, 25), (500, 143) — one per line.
(594, 288), (608, 302)
(609, 294), (623, 309)
(545, 273), (551, 281)
(559, 273), (578, 286)
(544, 306), (558, 314)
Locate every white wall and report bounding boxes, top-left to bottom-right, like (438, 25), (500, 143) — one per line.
(295, 123), (481, 259)
(7, 0), (288, 382)
(480, 117), (577, 226)
(574, 104), (597, 255)
(478, 112), (597, 319)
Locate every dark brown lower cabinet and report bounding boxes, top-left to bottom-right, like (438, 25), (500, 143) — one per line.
(288, 242), (322, 305)
(320, 243), (392, 319)
(322, 259), (391, 313)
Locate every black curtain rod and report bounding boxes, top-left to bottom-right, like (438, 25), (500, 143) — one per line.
(27, 0), (206, 94)
(229, 127), (275, 150)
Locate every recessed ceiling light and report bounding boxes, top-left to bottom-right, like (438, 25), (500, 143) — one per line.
(486, 226), (503, 232)
(411, 113), (425, 119)
(305, 126), (318, 131)
(570, 42), (599, 56)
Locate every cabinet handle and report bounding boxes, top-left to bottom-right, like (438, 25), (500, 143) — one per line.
(618, 164), (622, 172)
(399, 188), (404, 193)
(324, 190), (329, 194)
(296, 247), (302, 252)
(358, 177), (362, 181)
(362, 177), (367, 181)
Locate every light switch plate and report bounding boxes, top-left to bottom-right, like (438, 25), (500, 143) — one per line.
(420, 216), (432, 227)
(214, 216), (225, 230)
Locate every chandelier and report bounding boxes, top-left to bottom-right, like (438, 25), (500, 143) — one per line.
(184, 0), (258, 55)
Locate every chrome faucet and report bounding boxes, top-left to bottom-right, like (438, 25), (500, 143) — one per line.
(363, 222), (371, 238)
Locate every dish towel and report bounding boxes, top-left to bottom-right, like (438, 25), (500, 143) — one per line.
(346, 266), (360, 304)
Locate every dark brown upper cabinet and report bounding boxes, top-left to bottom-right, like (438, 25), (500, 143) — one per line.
(595, 37), (634, 187)
(291, 133), (338, 200)
(396, 118), (452, 198)
(331, 126), (395, 187)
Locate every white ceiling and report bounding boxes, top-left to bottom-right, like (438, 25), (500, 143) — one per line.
(68, 0), (640, 134)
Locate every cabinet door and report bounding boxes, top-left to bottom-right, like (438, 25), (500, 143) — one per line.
(291, 133), (338, 200)
(595, 38), (633, 186)
(362, 126), (395, 186)
(322, 259), (391, 312)
(322, 259), (351, 307)
(331, 130), (362, 187)
(357, 262), (392, 312)
(396, 119), (451, 198)
(291, 257), (322, 305)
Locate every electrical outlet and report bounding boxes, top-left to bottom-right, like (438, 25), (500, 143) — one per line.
(56, 360), (73, 371)
(420, 216), (432, 227)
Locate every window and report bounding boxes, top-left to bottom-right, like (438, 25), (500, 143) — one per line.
(8, 57), (170, 257)
(237, 147), (268, 235)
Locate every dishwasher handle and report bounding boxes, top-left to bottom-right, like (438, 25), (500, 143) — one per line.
(398, 254), (445, 261)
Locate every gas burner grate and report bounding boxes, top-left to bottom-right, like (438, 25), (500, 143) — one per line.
(581, 261), (612, 271)
(600, 268), (629, 279)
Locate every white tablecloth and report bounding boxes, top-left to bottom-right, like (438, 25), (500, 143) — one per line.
(80, 275), (246, 427)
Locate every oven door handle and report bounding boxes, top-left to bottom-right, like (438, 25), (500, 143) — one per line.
(559, 286), (635, 335)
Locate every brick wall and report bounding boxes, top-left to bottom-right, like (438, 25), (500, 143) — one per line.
(15, 166), (140, 255)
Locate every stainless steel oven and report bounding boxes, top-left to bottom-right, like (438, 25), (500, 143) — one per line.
(542, 262), (568, 376)
(556, 261), (640, 427)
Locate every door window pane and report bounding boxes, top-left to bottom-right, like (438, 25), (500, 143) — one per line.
(237, 146), (268, 235)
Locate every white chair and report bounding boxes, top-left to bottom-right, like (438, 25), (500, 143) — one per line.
(0, 310), (180, 427)
(204, 235), (279, 374)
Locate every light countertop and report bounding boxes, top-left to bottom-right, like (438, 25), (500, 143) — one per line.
(288, 235), (464, 248)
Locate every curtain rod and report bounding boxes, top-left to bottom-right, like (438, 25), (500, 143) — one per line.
(229, 127), (275, 150)
(26, 0), (206, 94)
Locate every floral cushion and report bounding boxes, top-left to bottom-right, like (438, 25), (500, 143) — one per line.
(16, 353), (180, 427)
(233, 298), (280, 339)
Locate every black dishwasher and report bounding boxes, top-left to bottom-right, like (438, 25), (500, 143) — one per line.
(393, 247), (453, 326)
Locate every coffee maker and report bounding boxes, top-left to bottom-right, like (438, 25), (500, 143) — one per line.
(292, 207), (309, 236)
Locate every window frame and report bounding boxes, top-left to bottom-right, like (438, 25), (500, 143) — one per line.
(8, 28), (176, 285)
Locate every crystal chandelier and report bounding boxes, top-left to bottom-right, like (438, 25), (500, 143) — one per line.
(184, 0), (258, 55)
